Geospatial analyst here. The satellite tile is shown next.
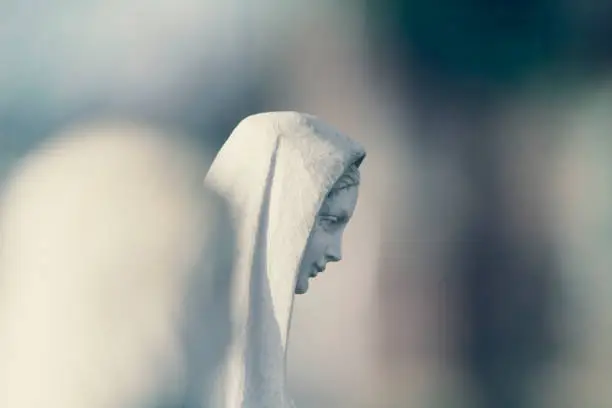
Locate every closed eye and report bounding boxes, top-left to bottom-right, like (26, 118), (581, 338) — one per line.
(319, 214), (348, 229)
(320, 215), (339, 225)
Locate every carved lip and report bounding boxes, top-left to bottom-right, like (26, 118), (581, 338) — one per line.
(310, 265), (323, 278)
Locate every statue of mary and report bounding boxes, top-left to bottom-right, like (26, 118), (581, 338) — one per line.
(204, 111), (366, 408)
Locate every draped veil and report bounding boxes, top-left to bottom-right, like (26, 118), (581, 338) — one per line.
(204, 111), (365, 408)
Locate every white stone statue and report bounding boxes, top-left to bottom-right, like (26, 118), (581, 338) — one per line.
(204, 111), (366, 407)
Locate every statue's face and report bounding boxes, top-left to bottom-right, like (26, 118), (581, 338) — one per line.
(295, 185), (359, 294)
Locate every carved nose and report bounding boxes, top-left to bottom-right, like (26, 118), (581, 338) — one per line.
(326, 238), (342, 263)
(328, 254), (341, 262)
(326, 249), (342, 263)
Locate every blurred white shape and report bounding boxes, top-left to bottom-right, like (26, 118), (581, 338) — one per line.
(0, 122), (222, 407)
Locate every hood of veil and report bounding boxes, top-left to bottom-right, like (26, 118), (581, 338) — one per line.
(204, 111), (365, 406)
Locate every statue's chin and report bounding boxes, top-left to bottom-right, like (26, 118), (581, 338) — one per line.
(294, 282), (308, 295)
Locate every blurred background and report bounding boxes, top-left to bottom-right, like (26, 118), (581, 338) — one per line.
(1, 1), (612, 407)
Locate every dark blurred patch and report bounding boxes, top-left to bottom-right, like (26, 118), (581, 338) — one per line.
(456, 216), (561, 408)
(366, 4), (573, 402)
(367, 0), (573, 88)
